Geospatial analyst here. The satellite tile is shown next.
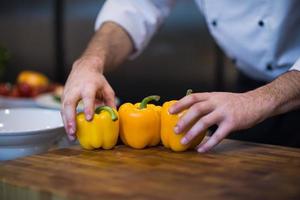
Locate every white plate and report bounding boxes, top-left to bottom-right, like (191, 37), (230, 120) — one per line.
(35, 93), (120, 111)
(0, 95), (37, 108)
(0, 108), (65, 160)
(35, 93), (84, 111)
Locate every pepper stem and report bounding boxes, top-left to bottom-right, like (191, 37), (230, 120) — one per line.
(139, 95), (160, 109)
(95, 106), (118, 121)
(186, 89), (193, 96)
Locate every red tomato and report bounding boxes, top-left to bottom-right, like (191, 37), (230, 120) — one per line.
(0, 83), (12, 96)
(10, 86), (20, 97)
(17, 83), (33, 97)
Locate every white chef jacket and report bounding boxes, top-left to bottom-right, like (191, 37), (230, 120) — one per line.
(95, 0), (300, 82)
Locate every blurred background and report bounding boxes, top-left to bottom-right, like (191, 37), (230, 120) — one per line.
(2, 0), (300, 149)
(0, 0), (238, 103)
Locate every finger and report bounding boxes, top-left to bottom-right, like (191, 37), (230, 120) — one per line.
(181, 112), (220, 145)
(95, 98), (105, 107)
(60, 110), (71, 138)
(61, 91), (80, 139)
(169, 93), (210, 114)
(174, 102), (213, 134)
(197, 123), (232, 153)
(81, 88), (96, 121)
(102, 81), (116, 108)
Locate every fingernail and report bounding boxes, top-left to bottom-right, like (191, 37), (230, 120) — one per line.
(68, 127), (75, 135)
(86, 114), (92, 121)
(84, 108), (93, 121)
(67, 122), (74, 133)
(68, 134), (75, 141)
(168, 107), (174, 114)
(197, 148), (205, 153)
(174, 126), (180, 134)
(181, 137), (188, 145)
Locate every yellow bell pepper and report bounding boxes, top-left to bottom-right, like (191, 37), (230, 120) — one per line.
(161, 90), (206, 152)
(76, 106), (119, 150)
(119, 95), (161, 149)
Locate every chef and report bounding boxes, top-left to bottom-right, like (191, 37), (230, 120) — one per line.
(61, 0), (300, 152)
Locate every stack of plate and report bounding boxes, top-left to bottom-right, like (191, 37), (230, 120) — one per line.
(0, 108), (65, 160)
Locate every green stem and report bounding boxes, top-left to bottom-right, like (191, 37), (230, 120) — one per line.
(186, 89), (193, 96)
(139, 95), (160, 109)
(53, 95), (61, 102)
(95, 106), (118, 121)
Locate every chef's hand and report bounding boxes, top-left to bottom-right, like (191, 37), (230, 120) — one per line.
(61, 55), (115, 140)
(169, 91), (273, 153)
(61, 22), (133, 141)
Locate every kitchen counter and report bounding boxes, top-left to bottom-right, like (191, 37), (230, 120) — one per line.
(1, 139), (300, 200)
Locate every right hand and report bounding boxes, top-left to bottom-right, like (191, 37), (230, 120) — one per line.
(61, 55), (116, 140)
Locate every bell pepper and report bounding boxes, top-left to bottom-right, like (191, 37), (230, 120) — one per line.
(76, 106), (119, 150)
(17, 70), (49, 88)
(161, 90), (206, 152)
(119, 95), (161, 149)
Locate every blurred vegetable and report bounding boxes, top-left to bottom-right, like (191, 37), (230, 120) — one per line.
(0, 69), (62, 98)
(0, 83), (12, 96)
(17, 70), (49, 88)
(52, 86), (64, 102)
(53, 95), (61, 102)
(17, 83), (33, 97)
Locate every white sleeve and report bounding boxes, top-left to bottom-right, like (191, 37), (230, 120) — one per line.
(289, 57), (300, 71)
(94, 0), (175, 59)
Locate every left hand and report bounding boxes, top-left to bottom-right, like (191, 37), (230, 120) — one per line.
(169, 91), (272, 153)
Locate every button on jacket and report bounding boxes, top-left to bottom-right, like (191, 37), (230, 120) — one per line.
(95, 0), (300, 82)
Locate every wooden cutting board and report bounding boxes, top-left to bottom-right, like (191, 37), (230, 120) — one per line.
(1, 139), (300, 200)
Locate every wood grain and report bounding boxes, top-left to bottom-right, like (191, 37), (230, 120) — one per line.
(1, 139), (300, 200)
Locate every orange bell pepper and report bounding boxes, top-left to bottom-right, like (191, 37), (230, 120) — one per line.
(119, 95), (161, 149)
(161, 90), (206, 152)
(17, 70), (49, 88)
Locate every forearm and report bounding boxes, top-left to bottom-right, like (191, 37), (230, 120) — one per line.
(81, 22), (133, 72)
(248, 70), (300, 118)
